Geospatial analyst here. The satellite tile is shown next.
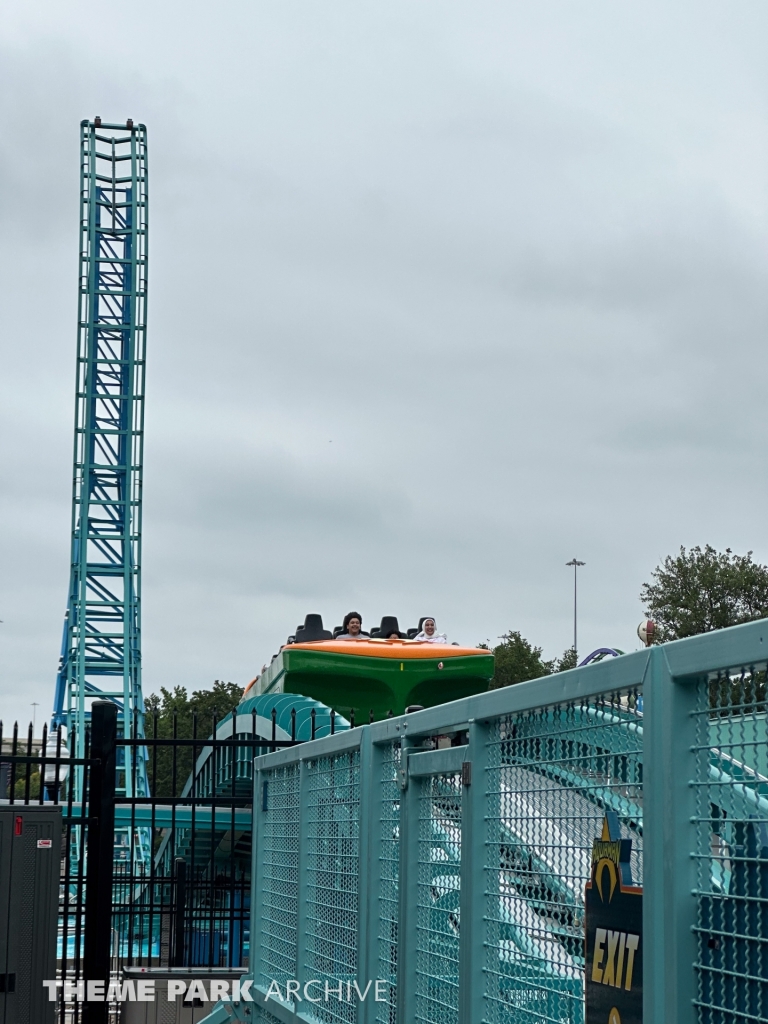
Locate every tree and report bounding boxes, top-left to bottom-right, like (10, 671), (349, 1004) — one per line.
(488, 633), (581, 689)
(144, 680), (244, 796)
(491, 631), (553, 689)
(640, 545), (768, 642)
(14, 770), (40, 800)
(555, 646), (578, 672)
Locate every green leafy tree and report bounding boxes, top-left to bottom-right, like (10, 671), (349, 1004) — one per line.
(490, 631), (554, 689)
(554, 646), (578, 672)
(144, 680), (244, 796)
(14, 770), (40, 800)
(641, 545), (768, 642)
(487, 635), (581, 689)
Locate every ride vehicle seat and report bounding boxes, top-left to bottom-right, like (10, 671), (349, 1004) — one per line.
(294, 614), (333, 642)
(371, 615), (404, 638)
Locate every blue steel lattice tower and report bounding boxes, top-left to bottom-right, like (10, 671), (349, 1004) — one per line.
(52, 119), (149, 823)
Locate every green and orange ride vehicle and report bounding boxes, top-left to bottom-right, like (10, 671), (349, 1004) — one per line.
(239, 614), (494, 734)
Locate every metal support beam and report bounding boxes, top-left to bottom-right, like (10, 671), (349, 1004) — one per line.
(395, 736), (420, 1024)
(643, 647), (699, 1024)
(52, 119), (150, 864)
(458, 720), (489, 1024)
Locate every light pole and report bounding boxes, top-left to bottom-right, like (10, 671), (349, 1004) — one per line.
(565, 559), (585, 660)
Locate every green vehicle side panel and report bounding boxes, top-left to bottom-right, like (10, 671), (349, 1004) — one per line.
(277, 649), (494, 720)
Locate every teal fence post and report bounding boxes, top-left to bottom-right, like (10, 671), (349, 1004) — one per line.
(396, 735), (420, 1023)
(249, 765), (267, 994)
(459, 718), (491, 1024)
(357, 727), (375, 1024)
(295, 759), (310, 1001)
(643, 647), (699, 1024)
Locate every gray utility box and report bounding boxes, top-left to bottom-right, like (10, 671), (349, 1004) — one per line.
(119, 969), (245, 1024)
(0, 805), (61, 1024)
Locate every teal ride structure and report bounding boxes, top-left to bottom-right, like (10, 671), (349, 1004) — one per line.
(156, 615), (646, 980)
(148, 614), (494, 964)
(193, 620), (768, 1023)
(168, 611), (497, 850)
(51, 118), (150, 867)
(156, 616), (494, 812)
(40, 125), (766, 1004)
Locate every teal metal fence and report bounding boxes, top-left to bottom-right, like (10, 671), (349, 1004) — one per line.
(204, 619), (768, 1024)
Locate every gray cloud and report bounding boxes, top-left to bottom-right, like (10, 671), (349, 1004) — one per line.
(1, 2), (767, 725)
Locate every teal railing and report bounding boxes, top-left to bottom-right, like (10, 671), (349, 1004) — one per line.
(202, 619), (768, 1024)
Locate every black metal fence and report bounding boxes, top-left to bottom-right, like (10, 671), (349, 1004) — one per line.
(0, 699), (305, 1023)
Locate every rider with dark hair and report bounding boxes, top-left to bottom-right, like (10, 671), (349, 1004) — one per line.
(338, 611), (366, 639)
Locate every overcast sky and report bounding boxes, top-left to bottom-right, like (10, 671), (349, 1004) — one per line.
(1, 2), (767, 730)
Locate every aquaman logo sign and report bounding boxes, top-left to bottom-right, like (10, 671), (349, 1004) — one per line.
(584, 811), (642, 1024)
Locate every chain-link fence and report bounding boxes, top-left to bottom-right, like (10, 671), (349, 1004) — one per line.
(237, 620), (768, 1024)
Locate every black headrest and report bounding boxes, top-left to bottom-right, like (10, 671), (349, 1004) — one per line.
(377, 615), (403, 639)
(297, 613), (332, 642)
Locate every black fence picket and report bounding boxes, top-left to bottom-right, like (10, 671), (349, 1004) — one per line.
(82, 703), (117, 1024)
(0, 708), (303, 1023)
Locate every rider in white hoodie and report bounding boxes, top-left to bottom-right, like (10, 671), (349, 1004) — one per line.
(414, 617), (447, 643)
